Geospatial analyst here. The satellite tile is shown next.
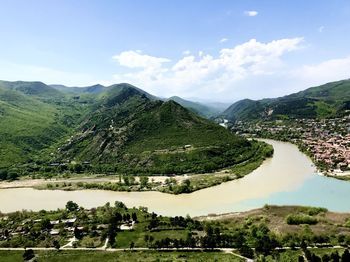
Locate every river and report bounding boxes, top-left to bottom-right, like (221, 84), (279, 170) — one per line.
(0, 139), (349, 216)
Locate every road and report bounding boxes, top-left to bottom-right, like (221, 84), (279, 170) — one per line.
(0, 246), (252, 261)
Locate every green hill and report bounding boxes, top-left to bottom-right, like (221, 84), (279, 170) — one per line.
(0, 80), (64, 100)
(54, 85), (267, 174)
(0, 80), (270, 176)
(0, 88), (86, 168)
(222, 79), (350, 121)
(167, 96), (221, 118)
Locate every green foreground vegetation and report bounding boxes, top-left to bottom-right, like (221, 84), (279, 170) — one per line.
(1, 202), (350, 261)
(0, 250), (244, 262)
(2, 248), (350, 262)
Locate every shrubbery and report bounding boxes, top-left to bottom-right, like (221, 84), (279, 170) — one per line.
(286, 214), (318, 225)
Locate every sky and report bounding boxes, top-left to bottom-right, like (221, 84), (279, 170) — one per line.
(1, 0), (350, 102)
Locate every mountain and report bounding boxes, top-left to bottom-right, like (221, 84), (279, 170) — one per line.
(0, 80), (64, 100)
(50, 84), (106, 94)
(53, 85), (262, 174)
(167, 96), (221, 118)
(0, 80), (268, 174)
(51, 83), (158, 100)
(222, 79), (350, 121)
(0, 85), (88, 168)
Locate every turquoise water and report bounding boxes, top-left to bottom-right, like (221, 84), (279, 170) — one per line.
(240, 174), (350, 212)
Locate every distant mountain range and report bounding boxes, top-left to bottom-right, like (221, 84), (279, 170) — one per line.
(221, 79), (350, 121)
(0, 80), (261, 175)
(1, 78), (347, 171)
(50, 83), (222, 117)
(167, 96), (221, 118)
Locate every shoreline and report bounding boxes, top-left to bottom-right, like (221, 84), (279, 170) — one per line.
(0, 149), (271, 194)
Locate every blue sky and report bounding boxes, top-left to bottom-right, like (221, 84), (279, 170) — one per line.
(1, 0), (350, 102)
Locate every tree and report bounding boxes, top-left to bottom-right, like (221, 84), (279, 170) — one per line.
(330, 251), (340, 262)
(123, 176), (130, 186)
(66, 201), (79, 212)
(74, 163), (83, 173)
(132, 212), (138, 222)
(23, 249), (35, 261)
(0, 169), (8, 180)
(107, 224), (117, 247)
(239, 245), (254, 259)
(53, 240), (60, 250)
(140, 176), (149, 188)
(115, 201), (126, 209)
(7, 171), (19, 181)
(74, 226), (83, 240)
(40, 218), (51, 231)
(342, 249), (350, 262)
(322, 254), (330, 262)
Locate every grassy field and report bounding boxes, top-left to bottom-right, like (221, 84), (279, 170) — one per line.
(0, 250), (244, 262)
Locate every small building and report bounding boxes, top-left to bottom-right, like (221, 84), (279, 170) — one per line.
(50, 220), (60, 226)
(50, 229), (60, 235)
(61, 218), (77, 227)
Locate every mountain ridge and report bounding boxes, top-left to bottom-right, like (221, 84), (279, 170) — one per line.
(0, 80), (267, 176)
(222, 79), (350, 121)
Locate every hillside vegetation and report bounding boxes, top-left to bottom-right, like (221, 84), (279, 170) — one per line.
(222, 79), (350, 121)
(55, 85), (268, 174)
(0, 83), (88, 168)
(0, 80), (271, 178)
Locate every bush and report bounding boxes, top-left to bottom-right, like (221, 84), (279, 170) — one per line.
(286, 214), (318, 225)
(306, 207), (327, 216)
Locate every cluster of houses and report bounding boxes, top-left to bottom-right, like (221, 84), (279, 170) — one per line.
(231, 116), (350, 173)
(0, 211), (136, 244)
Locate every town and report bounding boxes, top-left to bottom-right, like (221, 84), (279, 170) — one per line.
(230, 116), (350, 176)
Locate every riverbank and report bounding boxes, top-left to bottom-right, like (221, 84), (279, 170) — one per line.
(0, 145), (272, 195)
(0, 139), (327, 216)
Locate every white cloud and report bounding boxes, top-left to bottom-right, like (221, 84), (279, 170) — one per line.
(292, 56), (350, 87)
(182, 50), (191, 55)
(112, 37), (304, 100)
(113, 50), (170, 69)
(318, 26), (325, 33)
(219, 38), (228, 43)
(244, 10), (258, 17)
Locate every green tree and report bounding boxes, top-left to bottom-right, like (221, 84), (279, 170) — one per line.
(66, 201), (79, 212)
(123, 176), (130, 186)
(0, 169), (8, 180)
(53, 240), (60, 250)
(239, 245), (254, 258)
(342, 249), (350, 262)
(23, 249), (35, 261)
(140, 176), (149, 188)
(114, 201), (126, 209)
